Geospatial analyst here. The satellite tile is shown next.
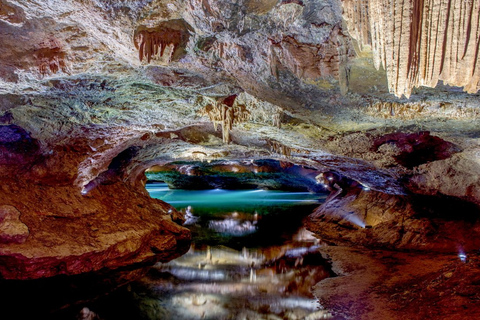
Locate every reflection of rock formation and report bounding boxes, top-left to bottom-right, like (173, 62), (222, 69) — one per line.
(209, 218), (257, 236)
(342, 0), (480, 97)
(151, 230), (333, 318)
(183, 205), (199, 225)
(133, 19), (192, 63)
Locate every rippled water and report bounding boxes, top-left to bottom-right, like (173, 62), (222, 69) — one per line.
(136, 183), (334, 319)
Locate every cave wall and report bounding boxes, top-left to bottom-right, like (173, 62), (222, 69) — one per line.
(0, 0), (479, 278)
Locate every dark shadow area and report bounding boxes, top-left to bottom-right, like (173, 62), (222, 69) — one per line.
(410, 194), (480, 223)
(372, 131), (460, 168)
(0, 264), (152, 320)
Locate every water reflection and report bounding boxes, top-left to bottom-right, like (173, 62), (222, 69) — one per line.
(134, 183), (334, 319)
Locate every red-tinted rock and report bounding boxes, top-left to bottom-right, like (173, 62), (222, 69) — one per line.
(372, 131), (460, 168)
(0, 179), (190, 280)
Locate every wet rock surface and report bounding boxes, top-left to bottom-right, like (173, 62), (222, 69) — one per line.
(0, 178), (191, 280)
(0, 5), (478, 320)
(314, 246), (480, 320)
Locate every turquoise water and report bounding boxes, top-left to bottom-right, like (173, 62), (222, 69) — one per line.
(147, 182), (327, 249)
(135, 183), (334, 319)
(147, 183), (323, 209)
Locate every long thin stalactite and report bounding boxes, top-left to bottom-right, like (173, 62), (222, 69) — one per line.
(342, 0), (480, 98)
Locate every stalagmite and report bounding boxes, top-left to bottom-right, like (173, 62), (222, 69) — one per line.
(342, 0), (480, 98)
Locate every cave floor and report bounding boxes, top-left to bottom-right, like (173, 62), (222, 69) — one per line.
(315, 246), (480, 320)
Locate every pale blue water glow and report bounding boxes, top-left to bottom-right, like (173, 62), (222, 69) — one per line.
(147, 182), (324, 213)
(140, 182), (333, 319)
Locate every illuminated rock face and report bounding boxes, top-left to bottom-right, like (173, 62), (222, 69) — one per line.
(0, 0), (479, 279)
(342, 0), (480, 98)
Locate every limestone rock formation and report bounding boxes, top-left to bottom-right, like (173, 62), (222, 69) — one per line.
(134, 19), (192, 63)
(342, 0), (480, 98)
(308, 185), (480, 252)
(0, 0), (479, 286)
(0, 176), (191, 280)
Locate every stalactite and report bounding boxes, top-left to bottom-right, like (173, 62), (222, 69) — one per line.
(366, 101), (427, 119)
(365, 100), (480, 119)
(342, 0), (480, 98)
(272, 113), (282, 128)
(133, 20), (191, 63)
(200, 95), (250, 144)
(266, 139), (293, 157)
(236, 93), (284, 128)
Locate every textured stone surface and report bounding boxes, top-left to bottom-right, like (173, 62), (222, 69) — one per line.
(342, 0), (480, 98)
(314, 246), (480, 320)
(0, 0), (479, 281)
(0, 178), (190, 280)
(407, 147), (480, 204)
(0, 205), (29, 244)
(307, 186), (480, 252)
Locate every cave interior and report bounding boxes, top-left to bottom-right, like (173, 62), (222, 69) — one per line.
(1, 0), (480, 319)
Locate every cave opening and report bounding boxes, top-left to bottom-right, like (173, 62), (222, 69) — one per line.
(0, 158), (338, 320)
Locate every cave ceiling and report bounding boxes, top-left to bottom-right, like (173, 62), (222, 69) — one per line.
(2, 0), (480, 282)
(0, 0), (480, 193)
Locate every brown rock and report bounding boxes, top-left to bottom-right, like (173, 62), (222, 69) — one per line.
(0, 205), (29, 244)
(0, 179), (191, 280)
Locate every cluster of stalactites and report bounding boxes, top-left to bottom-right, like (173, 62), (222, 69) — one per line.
(134, 29), (181, 63)
(201, 95), (251, 143)
(133, 20), (191, 63)
(342, 0), (480, 98)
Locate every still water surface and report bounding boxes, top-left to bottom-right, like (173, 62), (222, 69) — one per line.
(139, 183), (333, 320)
